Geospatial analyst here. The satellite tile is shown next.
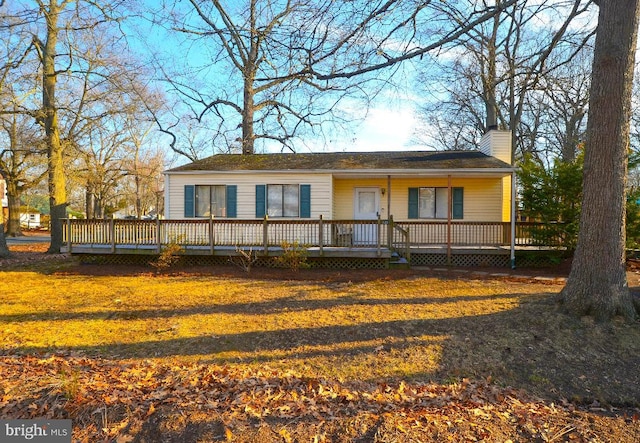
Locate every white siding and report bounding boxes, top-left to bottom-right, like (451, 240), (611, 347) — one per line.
(166, 172), (333, 220)
(479, 130), (512, 164)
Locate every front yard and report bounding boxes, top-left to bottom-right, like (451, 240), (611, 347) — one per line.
(1, 242), (640, 441)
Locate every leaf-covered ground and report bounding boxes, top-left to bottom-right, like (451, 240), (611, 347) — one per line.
(2, 240), (640, 441)
(3, 353), (638, 442)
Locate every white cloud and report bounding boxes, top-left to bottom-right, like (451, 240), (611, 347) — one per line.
(350, 106), (417, 151)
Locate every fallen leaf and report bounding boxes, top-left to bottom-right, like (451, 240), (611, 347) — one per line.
(279, 428), (292, 443)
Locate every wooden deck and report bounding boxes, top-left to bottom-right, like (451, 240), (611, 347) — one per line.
(62, 243), (394, 259)
(60, 218), (563, 262)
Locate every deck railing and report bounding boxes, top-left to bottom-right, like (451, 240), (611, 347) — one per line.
(63, 217), (566, 254)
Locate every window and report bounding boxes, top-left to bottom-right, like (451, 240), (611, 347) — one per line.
(195, 185), (226, 217)
(409, 187), (463, 219)
(184, 185), (236, 218)
(419, 187), (449, 219)
(256, 184), (311, 218)
(267, 184), (299, 217)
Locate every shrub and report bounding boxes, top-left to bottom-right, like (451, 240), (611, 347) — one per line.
(276, 241), (310, 272)
(229, 247), (259, 273)
(150, 241), (184, 273)
(627, 188), (640, 249)
(518, 153), (583, 250)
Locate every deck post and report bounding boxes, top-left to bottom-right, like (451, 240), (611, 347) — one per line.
(510, 171), (516, 269)
(209, 216), (214, 255)
(405, 230), (410, 264)
(318, 215), (324, 256)
(263, 216), (269, 256)
(156, 217), (162, 253)
(387, 215), (394, 250)
(377, 214), (381, 257)
(110, 217), (115, 254)
(66, 218), (72, 253)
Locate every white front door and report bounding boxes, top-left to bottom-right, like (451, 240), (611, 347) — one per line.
(353, 187), (380, 245)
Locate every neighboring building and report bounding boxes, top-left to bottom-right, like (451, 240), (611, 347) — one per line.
(19, 212), (42, 229)
(1, 175), (44, 229)
(1, 175), (7, 221)
(164, 130), (514, 230)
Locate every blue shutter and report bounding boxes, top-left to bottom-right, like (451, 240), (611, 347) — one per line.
(299, 184), (311, 218)
(226, 185), (237, 218)
(255, 185), (266, 218)
(184, 185), (195, 218)
(452, 187), (464, 219)
(408, 188), (419, 219)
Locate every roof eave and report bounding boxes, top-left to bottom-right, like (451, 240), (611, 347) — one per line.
(164, 167), (515, 176)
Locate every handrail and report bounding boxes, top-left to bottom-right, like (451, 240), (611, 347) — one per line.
(392, 223), (410, 262)
(61, 218), (568, 252)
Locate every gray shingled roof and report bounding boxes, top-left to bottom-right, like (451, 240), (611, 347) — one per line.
(167, 150), (512, 172)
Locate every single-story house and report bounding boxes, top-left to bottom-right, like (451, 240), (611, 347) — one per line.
(60, 130), (524, 268)
(165, 129), (513, 225)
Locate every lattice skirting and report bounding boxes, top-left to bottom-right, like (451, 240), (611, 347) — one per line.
(79, 254), (156, 266)
(78, 254), (388, 270)
(78, 252), (561, 269)
(410, 253), (510, 267)
(409, 251), (563, 268)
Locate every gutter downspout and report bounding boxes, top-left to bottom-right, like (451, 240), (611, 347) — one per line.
(447, 174), (452, 266)
(387, 174), (392, 251)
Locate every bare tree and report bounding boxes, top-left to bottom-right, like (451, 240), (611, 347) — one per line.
(413, 0), (593, 159)
(0, 0), (130, 251)
(54, 28), (161, 219)
(0, 7), (45, 238)
(147, 0), (522, 158)
(121, 143), (165, 219)
(560, 0), (640, 321)
(72, 125), (131, 218)
(532, 51), (591, 164)
(151, 0), (365, 156)
(0, 110), (46, 236)
(29, 0), (73, 253)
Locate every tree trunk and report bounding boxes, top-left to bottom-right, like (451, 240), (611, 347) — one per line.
(134, 148), (141, 218)
(86, 185), (94, 219)
(241, 0), (258, 156)
(0, 208), (9, 258)
(242, 77), (255, 155)
(41, 1), (67, 254)
(483, 8), (500, 130)
(5, 179), (22, 237)
(95, 194), (103, 219)
(560, 0), (640, 321)
(561, 113), (583, 163)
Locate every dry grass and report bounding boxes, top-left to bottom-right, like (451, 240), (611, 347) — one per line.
(2, 244), (640, 441)
(2, 264), (640, 405)
(1, 272), (531, 376)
